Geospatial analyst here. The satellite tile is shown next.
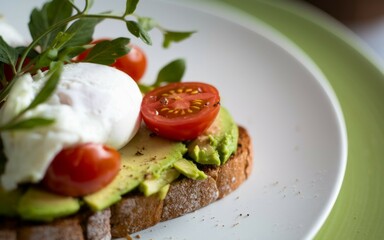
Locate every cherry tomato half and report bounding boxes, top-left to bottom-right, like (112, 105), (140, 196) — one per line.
(141, 82), (221, 141)
(42, 143), (120, 197)
(76, 39), (147, 82)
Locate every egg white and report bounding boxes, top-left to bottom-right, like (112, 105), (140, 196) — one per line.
(0, 63), (142, 190)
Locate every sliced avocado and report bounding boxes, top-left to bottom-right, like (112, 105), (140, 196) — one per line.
(84, 126), (187, 211)
(139, 168), (180, 197)
(187, 107), (238, 165)
(0, 188), (23, 217)
(17, 187), (80, 221)
(158, 184), (170, 200)
(174, 158), (207, 180)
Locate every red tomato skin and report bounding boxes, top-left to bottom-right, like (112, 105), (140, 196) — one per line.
(76, 39), (147, 82)
(111, 45), (147, 82)
(42, 143), (120, 197)
(141, 82), (221, 141)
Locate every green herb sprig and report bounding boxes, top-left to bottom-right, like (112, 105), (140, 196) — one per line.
(0, 0), (194, 131)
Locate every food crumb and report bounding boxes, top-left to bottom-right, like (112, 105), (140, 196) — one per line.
(272, 181), (279, 186)
(232, 223), (239, 227)
(126, 235), (133, 240)
(134, 234), (141, 239)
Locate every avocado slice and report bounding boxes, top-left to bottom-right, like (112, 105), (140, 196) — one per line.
(187, 107), (238, 165)
(139, 168), (180, 197)
(84, 126), (187, 211)
(17, 187), (81, 221)
(0, 187), (23, 217)
(174, 158), (207, 180)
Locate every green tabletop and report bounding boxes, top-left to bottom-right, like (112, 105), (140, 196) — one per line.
(222, 0), (384, 239)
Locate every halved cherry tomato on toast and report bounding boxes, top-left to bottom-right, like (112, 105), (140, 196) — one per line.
(42, 143), (120, 197)
(140, 82), (221, 141)
(76, 39), (147, 82)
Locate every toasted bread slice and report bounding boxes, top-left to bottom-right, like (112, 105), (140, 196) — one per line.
(0, 126), (253, 240)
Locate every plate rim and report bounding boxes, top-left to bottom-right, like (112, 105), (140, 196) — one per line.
(219, 0), (384, 239)
(160, 0), (348, 238)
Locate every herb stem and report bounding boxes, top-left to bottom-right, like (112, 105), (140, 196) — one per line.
(17, 12), (127, 73)
(81, 13), (125, 21)
(17, 13), (82, 73)
(68, 1), (82, 14)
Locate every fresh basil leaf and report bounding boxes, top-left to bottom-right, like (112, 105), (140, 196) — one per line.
(154, 58), (185, 87)
(125, 0), (139, 15)
(51, 31), (75, 49)
(58, 46), (87, 62)
(138, 84), (154, 93)
(126, 21), (152, 45)
(163, 31), (195, 48)
(0, 37), (18, 67)
(23, 61), (63, 113)
(138, 17), (157, 31)
(83, 38), (130, 65)
(34, 32), (74, 69)
(28, 0), (72, 51)
(63, 18), (102, 47)
(0, 117), (55, 131)
(15, 46), (39, 59)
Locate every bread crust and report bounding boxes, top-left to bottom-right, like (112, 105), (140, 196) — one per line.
(0, 126), (253, 240)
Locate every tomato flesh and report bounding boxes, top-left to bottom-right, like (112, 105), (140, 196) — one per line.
(76, 39), (147, 82)
(141, 82), (220, 141)
(42, 143), (120, 197)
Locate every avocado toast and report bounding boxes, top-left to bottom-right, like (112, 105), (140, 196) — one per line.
(0, 0), (253, 239)
(0, 109), (253, 240)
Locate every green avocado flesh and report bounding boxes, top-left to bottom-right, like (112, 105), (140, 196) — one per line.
(0, 188), (23, 217)
(173, 158), (207, 180)
(17, 188), (81, 221)
(187, 107), (239, 165)
(0, 106), (239, 221)
(84, 126), (187, 211)
(140, 168), (180, 197)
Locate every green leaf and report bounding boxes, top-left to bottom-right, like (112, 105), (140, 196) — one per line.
(125, 0), (139, 15)
(126, 21), (152, 45)
(63, 18), (102, 48)
(138, 17), (157, 31)
(83, 38), (130, 65)
(28, 0), (73, 51)
(58, 46), (87, 62)
(154, 58), (186, 87)
(23, 61), (63, 113)
(34, 32), (74, 69)
(163, 31), (195, 48)
(138, 84), (154, 93)
(15, 46), (39, 60)
(0, 37), (18, 67)
(0, 117), (55, 131)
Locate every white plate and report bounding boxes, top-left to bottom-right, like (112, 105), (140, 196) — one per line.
(1, 1), (347, 239)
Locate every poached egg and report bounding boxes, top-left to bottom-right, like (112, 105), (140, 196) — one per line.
(0, 63), (143, 190)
